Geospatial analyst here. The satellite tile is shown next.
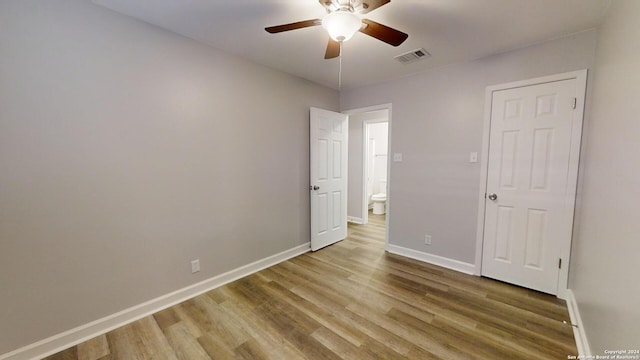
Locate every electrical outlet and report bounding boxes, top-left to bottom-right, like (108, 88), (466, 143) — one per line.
(191, 259), (200, 274)
(424, 235), (432, 245)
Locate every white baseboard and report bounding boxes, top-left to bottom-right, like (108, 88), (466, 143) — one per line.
(0, 242), (311, 360)
(347, 216), (364, 224)
(386, 244), (476, 275)
(566, 289), (591, 357)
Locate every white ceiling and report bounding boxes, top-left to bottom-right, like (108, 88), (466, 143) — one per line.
(92, 0), (611, 90)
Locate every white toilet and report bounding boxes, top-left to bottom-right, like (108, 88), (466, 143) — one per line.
(371, 180), (387, 215)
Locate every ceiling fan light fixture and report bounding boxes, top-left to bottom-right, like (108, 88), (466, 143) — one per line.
(322, 11), (361, 42)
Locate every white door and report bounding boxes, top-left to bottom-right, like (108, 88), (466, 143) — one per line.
(310, 107), (348, 251)
(482, 78), (582, 294)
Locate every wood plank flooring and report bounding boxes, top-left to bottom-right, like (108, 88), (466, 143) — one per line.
(45, 212), (577, 359)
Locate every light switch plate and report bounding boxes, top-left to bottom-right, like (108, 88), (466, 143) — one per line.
(393, 153), (403, 162)
(469, 152), (478, 163)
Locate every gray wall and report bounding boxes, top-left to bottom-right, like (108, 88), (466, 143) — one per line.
(570, 0), (640, 353)
(0, 0), (337, 354)
(341, 30), (597, 264)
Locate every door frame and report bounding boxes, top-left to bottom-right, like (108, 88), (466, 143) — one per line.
(343, 103), (392, 247)
(474, 70), (588, 299)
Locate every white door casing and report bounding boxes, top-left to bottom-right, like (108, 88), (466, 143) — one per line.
(480, 72), (586, 296)
(310, 107), (348, 251)
(343, 103), (392, 246)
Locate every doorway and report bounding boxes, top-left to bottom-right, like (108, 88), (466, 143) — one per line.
(344, 104), (391, 246)
(364, 119), (389, 223)
(476, 71), (587, 298)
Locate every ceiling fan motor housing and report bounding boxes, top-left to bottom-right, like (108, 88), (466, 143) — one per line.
(322, 0), (386, 14)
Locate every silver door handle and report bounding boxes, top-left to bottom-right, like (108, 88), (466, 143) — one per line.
(488, 193), (497, 201)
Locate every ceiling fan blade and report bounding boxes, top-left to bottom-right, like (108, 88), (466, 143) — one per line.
(359, 19), (408, 46)
(325, 39), (341, 59)
(359, 0), (391, 14)
(265, 19), (322, 33)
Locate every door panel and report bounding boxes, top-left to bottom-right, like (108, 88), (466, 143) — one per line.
(494, 205), (514, 263)
(482, 79), (579, 294)
(310, 107), (348, 251)
(523, 208), (547, 269)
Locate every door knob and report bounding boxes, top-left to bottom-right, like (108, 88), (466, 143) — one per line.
(488, 193), (498, 201)
(313, 185), (320, 191)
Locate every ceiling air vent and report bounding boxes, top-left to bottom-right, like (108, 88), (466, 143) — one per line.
(394, 48), (431, 64)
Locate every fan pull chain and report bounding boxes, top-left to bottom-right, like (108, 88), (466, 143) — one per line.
(338, 41), (343, 90)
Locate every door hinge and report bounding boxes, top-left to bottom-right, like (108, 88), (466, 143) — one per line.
(558, 258), (562, 269)
(572, 98), (577, 109)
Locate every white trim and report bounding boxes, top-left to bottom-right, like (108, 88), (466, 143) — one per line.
(474, 70), (588, 298)
(342, 103), (393, 116)
(0, 243), (311, 360)
(363, 121), (369, 224)
(386, 244), (476, 275)
(347, 216), (364, 224)
(566, 289), (592, 357)
(558, 70), (588, 300)
(384, 105), (391, 248)
(343, 103), (392, 247)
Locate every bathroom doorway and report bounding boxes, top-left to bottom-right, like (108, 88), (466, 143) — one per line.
(345, 104), (391, 244)
(364, 120), (388, 223)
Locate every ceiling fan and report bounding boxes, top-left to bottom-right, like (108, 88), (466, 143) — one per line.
(265, 0), (408, 59)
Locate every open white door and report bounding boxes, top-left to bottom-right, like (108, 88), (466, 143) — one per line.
(482, 76), (584, 295)
(310, 107), (348, 251)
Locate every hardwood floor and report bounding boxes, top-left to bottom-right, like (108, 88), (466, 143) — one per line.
(45, 212), (577, 359)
